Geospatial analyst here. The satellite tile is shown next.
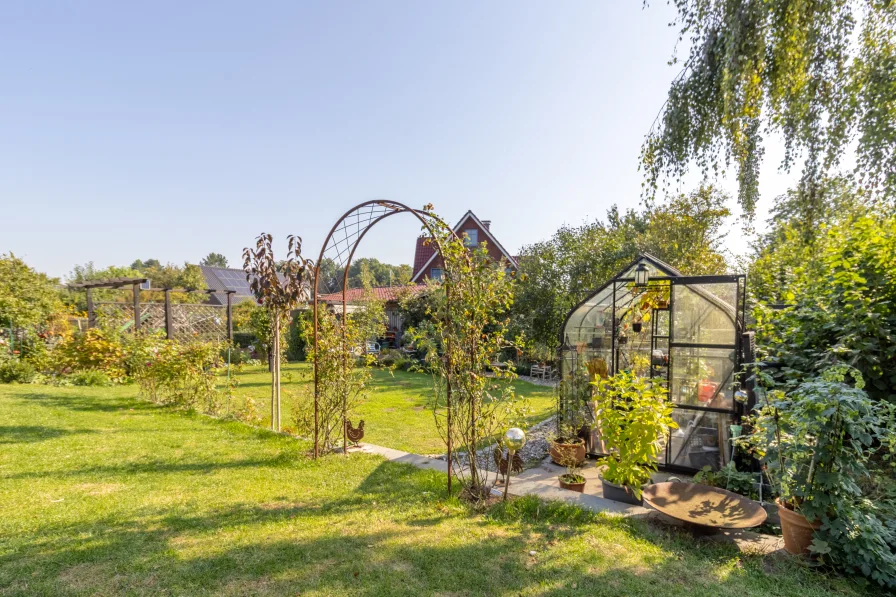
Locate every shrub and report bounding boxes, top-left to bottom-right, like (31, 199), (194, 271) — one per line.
(231, 331), (258, 348)
(0, 358), (37, 384)
(693, 462), (764, 501)
(738, 366), (896, 589)
(591, 371), (676, 497)
(129, 335), (224, 413)
(54, 329), (126, 381)
(67, 369), (112, 387)
(286, 311), (308, 361)
(755, 214), (896, 404)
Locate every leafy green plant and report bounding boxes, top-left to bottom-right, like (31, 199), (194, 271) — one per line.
(754, 213), (896, 405)
(129, 333), (225, 413)
(0, 357), (37, 384)
(693, 462), (763, 500)
(67, 369), (112, 387)
(591, 371), (676, 497)
(409, 213), (528, 503)
(301, 304), (374, 453)
(54, 328), (127, 382)
(555, 361), (591, 441)
(738, 366), (896, 589)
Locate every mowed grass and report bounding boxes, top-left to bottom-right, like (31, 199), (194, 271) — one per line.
(0, 383), (875, 597)
(227, 362), (556, 454)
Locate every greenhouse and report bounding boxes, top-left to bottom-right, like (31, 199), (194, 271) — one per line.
(559, 254), (749, 473)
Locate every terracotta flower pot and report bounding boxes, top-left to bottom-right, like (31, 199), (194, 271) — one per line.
(777, 499), (821, 555)
(550, 438), (586, 466)
(559, 474), (586, 493)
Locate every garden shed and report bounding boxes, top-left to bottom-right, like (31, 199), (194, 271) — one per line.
(559, 254), (748, 473)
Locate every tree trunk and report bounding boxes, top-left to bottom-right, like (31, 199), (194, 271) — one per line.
(271, 310), (281, 432)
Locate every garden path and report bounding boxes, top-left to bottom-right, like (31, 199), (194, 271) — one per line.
(351, 442), (784, 555)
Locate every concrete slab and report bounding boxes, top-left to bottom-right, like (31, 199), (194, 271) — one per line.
(350, 443), (450, 474)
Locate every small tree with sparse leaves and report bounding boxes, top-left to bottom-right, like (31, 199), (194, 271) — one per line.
(243, 234), (312, 432)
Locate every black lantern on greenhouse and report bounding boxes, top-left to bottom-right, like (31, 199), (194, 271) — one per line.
(634, 262), (649, 288)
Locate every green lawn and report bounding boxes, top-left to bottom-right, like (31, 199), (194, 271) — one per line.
(227, 363), (556, 454)
(0, 383), (874, 596)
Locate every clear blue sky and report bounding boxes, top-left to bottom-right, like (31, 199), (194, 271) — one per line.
(1, 1), (797, 279)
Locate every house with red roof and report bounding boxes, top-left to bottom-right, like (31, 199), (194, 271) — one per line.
(410, 210), (518, 283)
(319, 210), (518, 347)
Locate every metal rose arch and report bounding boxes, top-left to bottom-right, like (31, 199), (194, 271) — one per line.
(310, 200), (462, 491)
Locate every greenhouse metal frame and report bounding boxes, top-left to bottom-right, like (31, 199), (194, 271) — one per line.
(558, 254), (750, 473)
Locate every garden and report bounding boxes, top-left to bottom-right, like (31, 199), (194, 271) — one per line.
(4, 2), (896, 590)
(3, 186), (896, 594)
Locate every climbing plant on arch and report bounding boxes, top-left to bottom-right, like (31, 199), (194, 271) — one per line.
(310, 200), (523, 499)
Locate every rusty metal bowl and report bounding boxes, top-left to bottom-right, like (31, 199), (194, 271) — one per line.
(642, 482), (767, 534)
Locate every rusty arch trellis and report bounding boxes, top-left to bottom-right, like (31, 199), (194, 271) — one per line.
(310, 200), (464, 490)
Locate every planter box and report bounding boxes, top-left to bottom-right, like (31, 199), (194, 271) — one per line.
(600, 477), (645, 506)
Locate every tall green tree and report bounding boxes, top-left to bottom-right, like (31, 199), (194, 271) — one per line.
(747, 177), (877, 303)
(747, 179), (896, 404)
(513, 187), (730, 353)
(66, 261), (206, 307)
(0, 254), (63, 329)
(643, 1), (896, 217)
(199, 252), (228, 268)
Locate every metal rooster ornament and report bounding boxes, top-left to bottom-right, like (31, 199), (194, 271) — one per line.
(345, 419), (365, 445)
(493, 446), (523, 478)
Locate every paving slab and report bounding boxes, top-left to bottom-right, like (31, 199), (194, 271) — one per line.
(352, 442), (784, 554)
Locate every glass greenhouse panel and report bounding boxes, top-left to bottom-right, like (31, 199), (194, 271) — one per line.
(667, 410), (734, 470)
(670, 347), (737, 410)
(671, 283), (738, 346)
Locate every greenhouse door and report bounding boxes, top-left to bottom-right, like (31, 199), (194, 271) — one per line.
(655, 275), (745, 473)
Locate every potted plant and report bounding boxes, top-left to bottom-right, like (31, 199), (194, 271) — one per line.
(551, 364), (590, 466)
(632, 320), (643, 333)
(591, 370), (676, 505)
(736, 366), (896, 557)
(556, 443), (587, 492)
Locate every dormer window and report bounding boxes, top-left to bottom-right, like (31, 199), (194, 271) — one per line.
(463, 229), (478, 247)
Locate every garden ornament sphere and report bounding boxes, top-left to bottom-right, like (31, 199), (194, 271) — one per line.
(504, 428), (526, 452)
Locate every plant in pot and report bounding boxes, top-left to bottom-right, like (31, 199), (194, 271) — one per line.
(550, 365), (590, 467)
(556, 442), (587, 492)
(591, 370), (676, 505)
(736, 365), (896, 568)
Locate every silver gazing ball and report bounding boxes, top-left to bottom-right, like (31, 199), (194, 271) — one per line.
(735, 389), (749, 404)
(504, 428), (527, 452)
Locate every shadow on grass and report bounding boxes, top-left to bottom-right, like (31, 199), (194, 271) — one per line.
(0, 458), (866, 597)
(16, 390), (153, 413)
(0, 425), (94, 445)
(0, 385), (871, 596)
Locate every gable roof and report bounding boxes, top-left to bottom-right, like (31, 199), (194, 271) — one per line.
(412, 236), (436, 279)
(410, 210), (519, 282)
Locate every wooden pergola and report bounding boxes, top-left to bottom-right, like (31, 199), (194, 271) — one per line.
(68, 278), (235, 340)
